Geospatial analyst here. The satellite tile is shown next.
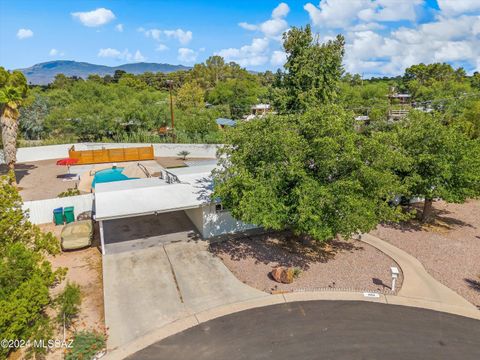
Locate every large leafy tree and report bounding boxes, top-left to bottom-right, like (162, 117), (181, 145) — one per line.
(176, 81), (205, 110)
(208, 77), (263, 119)
(280, 25), (345, 111)
(214, 106), (407, 242)
(19, 92), (48, 140)
(0, 67), (28, 176)
(395, 111), (480, 222)
(0, 174), (63, 358)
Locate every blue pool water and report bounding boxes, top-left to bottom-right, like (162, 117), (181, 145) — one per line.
(92, 167), (133, 188)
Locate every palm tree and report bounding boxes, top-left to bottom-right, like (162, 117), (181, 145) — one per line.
(0, 68), (28, 182)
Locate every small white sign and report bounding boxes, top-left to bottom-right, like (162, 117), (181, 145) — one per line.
(363, 292), (380, 298)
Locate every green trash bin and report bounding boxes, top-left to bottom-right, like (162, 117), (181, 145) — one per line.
(53, 207), (64, 225)
(64, 206), (75, 224)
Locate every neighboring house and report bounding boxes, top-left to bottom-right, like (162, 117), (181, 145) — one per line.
(245, 103), (271, 121)
(216, 118), (236, 129)
(387, 92), (411, 121)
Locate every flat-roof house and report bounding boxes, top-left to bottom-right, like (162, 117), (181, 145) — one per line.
(94, 162), (256, 255)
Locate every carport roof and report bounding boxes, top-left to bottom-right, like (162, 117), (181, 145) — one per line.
(94, 168), (213, 221)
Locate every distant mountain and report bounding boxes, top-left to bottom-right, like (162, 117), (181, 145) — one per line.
(17, 60), (192, 85)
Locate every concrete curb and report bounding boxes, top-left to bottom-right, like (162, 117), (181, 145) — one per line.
(103, 291), (480, 360)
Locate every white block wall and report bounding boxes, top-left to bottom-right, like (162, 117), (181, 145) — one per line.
(22, 194), (94, 224)
(1, 143), (219, 164)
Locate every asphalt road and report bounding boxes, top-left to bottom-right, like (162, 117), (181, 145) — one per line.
(128, 301), (480, 360)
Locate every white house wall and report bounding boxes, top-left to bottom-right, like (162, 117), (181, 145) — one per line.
(201, 205), (257, 238)
(184, 207), (204, 235)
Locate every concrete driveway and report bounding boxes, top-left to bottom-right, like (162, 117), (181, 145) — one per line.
(103, 240), (266, 350)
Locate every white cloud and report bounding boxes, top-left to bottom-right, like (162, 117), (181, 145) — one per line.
(49, 48), (65, 57)
(343, 14), (480, 76)
(163, 29), (193, 45)
(133, 50), (146, 62)
(304, 0), (371, 28)
(142, 28), (162, 40)
(98, 48), (122, 58)
(216, 37), (270, 67)
(260, 18), (289, 38)
(272, 3), (290, 18)
(71, 8), (115, 27)
(270, 50), (287, 66)
(239, 22), (258, 31)
(349, 22), (385, 31)
(437, 0), (480, 17)
(98, 48), (146, 62)
(141, 28), (192, 45)
(115, 24), (124, 32)
(178, 48), (197, 63)
(17, 28), (33, 39)
(156, 44), (169, 52)
(304, 0), (423, 28)
(225, 3), (290, 68)
(238, 2), (289, 39)
(359, 0), (423, 22)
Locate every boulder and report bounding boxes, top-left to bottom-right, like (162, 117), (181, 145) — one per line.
(271, 266), (294, 284)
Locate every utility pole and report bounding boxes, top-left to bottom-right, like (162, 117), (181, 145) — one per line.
(167, 80), (175, 130)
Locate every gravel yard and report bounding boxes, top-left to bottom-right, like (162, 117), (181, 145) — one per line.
(210, 232), (402, 294)
(371, 199), (480, 308)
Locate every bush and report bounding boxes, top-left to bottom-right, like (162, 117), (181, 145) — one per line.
(292, 267), (302, 279)
(58, 188), (81, 197)
(56, 282), (82, 328)
(178, 150), (190, 160)
(66, 330), (106, 360)
(0, 173), (63, 359)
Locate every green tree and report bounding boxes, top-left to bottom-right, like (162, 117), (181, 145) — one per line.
(0, 67), (28, 177)
(213, 105), (407, 242)
(0, 174), (63, 358)
(19, 93), (48, 140)
(395, 111), (480, 222)
(208, 77), (262, 119)
(280, 25), (345, 111)
(113, 69), (127, 83)
(176, 81), (205, 110)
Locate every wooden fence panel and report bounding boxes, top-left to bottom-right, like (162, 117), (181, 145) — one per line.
(69, 145), (154, 164)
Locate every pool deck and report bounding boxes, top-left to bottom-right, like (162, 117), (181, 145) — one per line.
(0, 157), (214, 201)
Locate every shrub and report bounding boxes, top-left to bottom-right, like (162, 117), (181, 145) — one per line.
(66, 330), (106, 360)
(292, 267), (302, 279)
(58, 188), (81, 197)
(56, 282), (82, 328)
(178, 150), (190, 160)
(0, 173), (63, 358)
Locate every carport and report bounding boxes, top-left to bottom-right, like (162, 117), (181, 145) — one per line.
(94, 175), (211, 255)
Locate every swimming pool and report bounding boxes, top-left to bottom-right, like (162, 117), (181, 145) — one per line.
(92, 167), (134, 188)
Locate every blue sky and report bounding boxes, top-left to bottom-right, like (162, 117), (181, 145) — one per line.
(1, 0), (479, 77)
